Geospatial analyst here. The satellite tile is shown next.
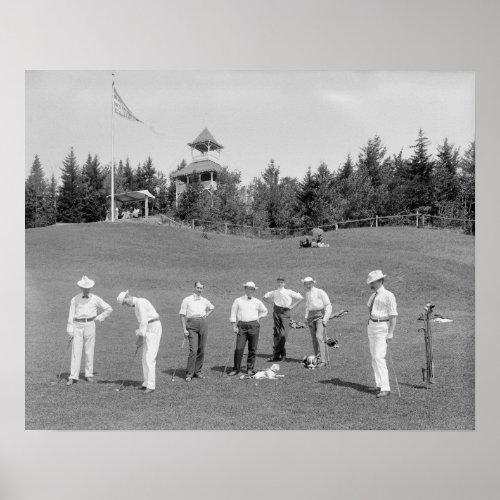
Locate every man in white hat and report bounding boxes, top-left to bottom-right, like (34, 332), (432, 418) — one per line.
(366, 270), (398, 398)
(262, 277), (303, 362)
(302, 277), (332, 367)
(66, 276), (113, 385)
(179, 281), (215, 382)
(228, 282), (268, 376)
(117, 290), (162, 394)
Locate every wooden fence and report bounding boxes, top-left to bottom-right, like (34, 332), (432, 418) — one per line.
(185, 211), (475, 239)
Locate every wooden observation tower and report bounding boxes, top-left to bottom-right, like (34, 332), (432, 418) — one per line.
(173, 128), (224, 207)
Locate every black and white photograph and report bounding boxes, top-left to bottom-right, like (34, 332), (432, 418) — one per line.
(4, 0), (500, 499)
(25, 70), (475, 430)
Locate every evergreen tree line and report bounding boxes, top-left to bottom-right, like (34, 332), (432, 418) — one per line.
(173, 129), (475, 234)
(25, 148), (169, 227)
(26, 129), (475, 233)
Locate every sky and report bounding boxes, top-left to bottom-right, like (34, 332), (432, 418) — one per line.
(25, 71), (475, 185)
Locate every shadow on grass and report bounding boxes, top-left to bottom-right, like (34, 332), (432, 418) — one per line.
(210, 365), (230, 375)
(255, 353), (303, 364)
(319, 377), (376, 394)
(162, 368), (187, 378)
(97, 379), (143, 388)
(400, 382), (428, 390)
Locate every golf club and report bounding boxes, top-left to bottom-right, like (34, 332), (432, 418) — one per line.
(329, 309), (349, 320)
(51, 337), (73, 385)
(221, 332), (238, 377)
(387, 343), (401, 397)
(171, 337), (187, 381)
(115, 345), (140, 392)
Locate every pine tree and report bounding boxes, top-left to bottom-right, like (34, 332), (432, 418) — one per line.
(25, 155), (48, 228)
(434, 138), (460, 211)
(80, 154), (107, 222)
(46, 174), (58, 225)
(57, 148), (83, 222)
(460, 141), (475, 233)
(405, 129), (435, 211)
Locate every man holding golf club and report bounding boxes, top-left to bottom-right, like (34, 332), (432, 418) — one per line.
(366, 270), (398, 398)
(228, 282), (268, 376)
(66, 276), (113, 385)
(302, 276), (332, 367)
(117, 290), (162, 394)
(179, 281), (215, 382)
(262, 277), (303, 362)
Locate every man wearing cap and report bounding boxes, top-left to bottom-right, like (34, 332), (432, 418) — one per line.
(66, 276), (113, 385)
(179, 281), (215, 382)
(228, 282), (268, 376)
(263, 277), (304, 362)
(302, 277), (332, 367)
(117, 291), (162, 394)
(366, 270), (398, 398)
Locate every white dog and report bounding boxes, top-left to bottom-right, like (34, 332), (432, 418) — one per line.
(240, 364), (284, 380)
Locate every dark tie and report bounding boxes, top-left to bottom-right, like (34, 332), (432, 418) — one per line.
(369, 291), (377, 317)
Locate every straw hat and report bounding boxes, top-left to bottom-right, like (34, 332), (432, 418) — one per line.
(242, 281), (258, 289)
(77, 276), (95, 289)
(366, 270), (387, 284)
(116, 290), (129, 305)
(301, 276), (316, 284)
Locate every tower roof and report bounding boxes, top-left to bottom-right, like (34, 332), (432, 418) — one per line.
(172, 159), (224, 178)
(188, 128), (224, 152)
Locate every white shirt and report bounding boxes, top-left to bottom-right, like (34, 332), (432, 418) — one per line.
(133, 297), (160, 336)
(230, 296), (268, 323)
(179, 294), (214, 318)
(263, 287), (303, 308)
(304, 287), (332, 320)
(67, 293), (112, 333)
(367, 285), (398, 319)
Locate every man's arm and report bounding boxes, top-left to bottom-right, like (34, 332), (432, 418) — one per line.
(289, 291), (304, 310)
(262, 291), (274, 306)
(180, 314), (189, 337)
(95, 297), (112, 322)
(387, 316), (397, 341)
(135, 300), (148, 336)
(230, 299), (239, 333)
(204, 299), (215, 318)
(322, 292), (333, 326)
(66, 297), (76, 335)
(257, 300), (268, 319)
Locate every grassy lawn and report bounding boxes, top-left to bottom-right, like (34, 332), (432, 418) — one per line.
(25, 222), (474, 430)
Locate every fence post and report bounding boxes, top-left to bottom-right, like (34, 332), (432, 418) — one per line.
(191, 219), (195, 230)
(416, 210), (419, 228)
(422, 214), (425, 227)
(258, 228), (261, 238)
(375, 215), (378, 227)
(224, 223), (228, 234)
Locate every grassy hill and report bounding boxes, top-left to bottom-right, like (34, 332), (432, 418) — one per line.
(25, 222), (474, 429)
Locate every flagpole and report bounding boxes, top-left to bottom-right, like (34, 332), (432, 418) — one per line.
(111, 72), (115, 222)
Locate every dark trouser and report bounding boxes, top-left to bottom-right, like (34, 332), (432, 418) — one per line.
(273, 306), (291, 358)
(233, 320), (260, 372)
(186, 317), (208, 377)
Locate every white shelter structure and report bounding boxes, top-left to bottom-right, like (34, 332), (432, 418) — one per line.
(172, 128), (224, 207)
(107, 189), (155, 219)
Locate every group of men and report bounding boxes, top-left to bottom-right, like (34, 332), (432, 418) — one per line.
(65, 269), (397, 398)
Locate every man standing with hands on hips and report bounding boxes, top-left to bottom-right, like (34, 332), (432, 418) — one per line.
(117, 290), (162, 394)
(366, 270), (398, 398)
(302, 277), (332, 367)
(179, 281), (215, 382)
(66, 276), (112, 385)
(263, 277), (303, 362)
(228, 282), (268, 376)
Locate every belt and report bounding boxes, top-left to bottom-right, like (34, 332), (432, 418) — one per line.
(74, 317), (96, 323)
(369, 318), (389, 322)
(148, 317), (160, 324)
(274, 305), (290, 311)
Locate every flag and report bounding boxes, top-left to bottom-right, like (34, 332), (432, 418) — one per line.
(113, 85), (143, 123)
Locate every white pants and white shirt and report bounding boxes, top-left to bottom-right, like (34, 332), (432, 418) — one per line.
(133, 297), (162, 390)
(366, 285), (398, 392)
(66, 294), (112, 380)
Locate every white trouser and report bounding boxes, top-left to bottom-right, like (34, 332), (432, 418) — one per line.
(142, 321), (162, 389)
(70, 321), (96, 380)
(367, 322), (390, 392)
